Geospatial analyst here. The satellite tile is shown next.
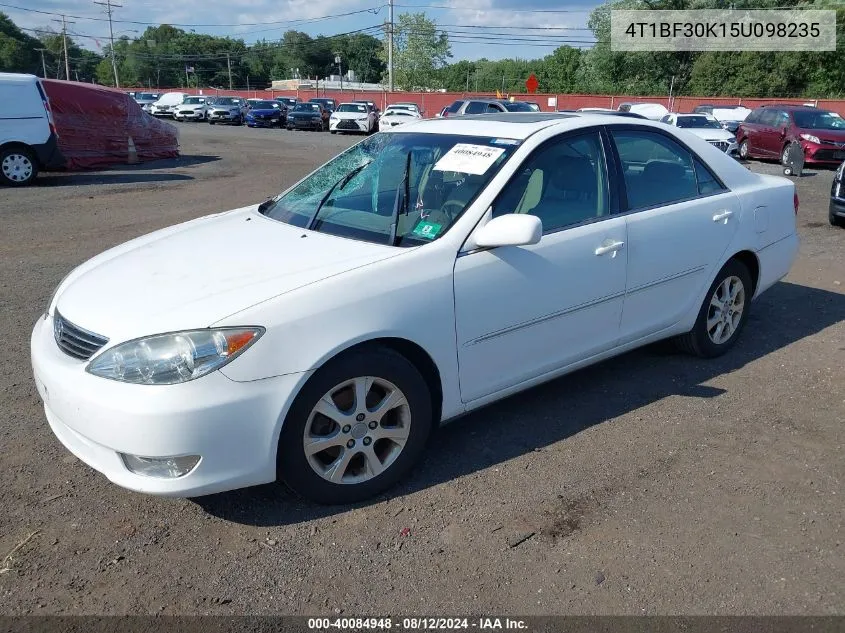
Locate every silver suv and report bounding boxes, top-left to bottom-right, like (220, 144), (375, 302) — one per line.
(133, 92), (161, 113)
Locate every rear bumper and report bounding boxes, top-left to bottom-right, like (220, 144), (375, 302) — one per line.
(33, 133), (65, 171)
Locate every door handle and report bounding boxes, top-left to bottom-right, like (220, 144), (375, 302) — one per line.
(595, 240), (625, 257)
(712, 210), (734, 223)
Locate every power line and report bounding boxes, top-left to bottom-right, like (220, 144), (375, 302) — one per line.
(0, 2), (386, 27)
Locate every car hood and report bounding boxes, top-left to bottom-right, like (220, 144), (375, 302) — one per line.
(290, 110), (320, 117)
(248, 108), (280, 116)
(54, 206), (400, 342)
(684, 128), (735, 142)
(381, 115), (417, 123)
(179, 104), (206, 110)
(333, 112), (368, 120)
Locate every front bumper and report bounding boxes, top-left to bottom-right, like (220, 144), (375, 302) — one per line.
(803, 143), (845, 165)
(175, 110), (206, 120)
(330, 118), (369, 133)
(31, 313), (308, 497)
(208, 111), (241, 123)
(288, 117), (323, 130)
(246, 116), (281, 127)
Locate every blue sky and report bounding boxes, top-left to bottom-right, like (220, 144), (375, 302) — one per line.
(3, 0), (602, 62)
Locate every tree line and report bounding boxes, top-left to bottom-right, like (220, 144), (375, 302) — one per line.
(1, 0), (843, 98)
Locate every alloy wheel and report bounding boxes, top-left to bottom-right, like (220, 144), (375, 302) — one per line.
(302, 376), (411, 485)
(706, 275), (746, 345)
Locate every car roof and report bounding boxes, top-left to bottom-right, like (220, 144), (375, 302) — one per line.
(385, 112), (651, 139)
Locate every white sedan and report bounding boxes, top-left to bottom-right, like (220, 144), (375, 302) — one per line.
(378, 106), (422, 130)
(661, 113), (740, 156)
(31, 113), (798, 504)
(329, 103), (377, 134)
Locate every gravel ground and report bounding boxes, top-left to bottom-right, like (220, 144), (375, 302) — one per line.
(0, 121), (843, 615)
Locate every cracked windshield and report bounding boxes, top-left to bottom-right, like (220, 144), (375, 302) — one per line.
(261, 132), (519, 246)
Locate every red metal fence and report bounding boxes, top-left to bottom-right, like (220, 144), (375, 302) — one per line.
(137, 87), (845, 117)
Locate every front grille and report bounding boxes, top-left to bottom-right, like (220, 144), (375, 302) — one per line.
(338, 120), (359, 130)
(53, 311), (108, 360)
(708, 140), (730, 152)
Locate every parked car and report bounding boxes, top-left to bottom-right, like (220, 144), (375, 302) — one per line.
(308, 97), (337, 114)
(830, 160), (845, 227)
(352, 99), (380, 115)
(440, 100), (465, 117)
(207, 97), (247, 125)
(693, 104), (751, 134)
(32, 115), (798, 503)
(329, 102), (377, 134)
(149, 92), (188, 117)
(275, 96), (299, 112)
(173, 95), (211, 122)
(245, 100), (284, 128)
(133, 92), (161, 113)
(287, 102), (328, 131)
(392, 101), (422, 116)
(619, 102), (669, 120)
(524, 102), (541, 112)
(660, 113), (739, 156)
(0, 72), (64, 186)
(450, 99), (536, 115)
(736, 105), (845, 166)
(378, 105), (422, 130)
(436, 106), (448, 117)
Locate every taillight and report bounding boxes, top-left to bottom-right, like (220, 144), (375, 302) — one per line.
(794, 191), (799, 215)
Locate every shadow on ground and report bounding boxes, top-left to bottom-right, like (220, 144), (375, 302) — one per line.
(195, 281), (845, 526)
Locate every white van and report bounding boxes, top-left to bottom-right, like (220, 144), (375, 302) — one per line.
(149, 92), (188, 117)
(0, 73), (64, 186)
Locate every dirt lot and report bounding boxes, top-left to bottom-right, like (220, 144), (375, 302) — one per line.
(1, 121), (843, 616)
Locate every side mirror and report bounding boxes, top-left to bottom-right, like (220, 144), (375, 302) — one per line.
(473, 214), (542, 248)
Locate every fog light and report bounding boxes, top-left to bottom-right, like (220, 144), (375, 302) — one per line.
(120, 454), (200, 478)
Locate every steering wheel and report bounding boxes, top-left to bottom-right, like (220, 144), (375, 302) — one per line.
(439, 199), (465, 221)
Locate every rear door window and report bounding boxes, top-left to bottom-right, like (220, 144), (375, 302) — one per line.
(610, 130), (700, 210)
(463, 101), (488, 115)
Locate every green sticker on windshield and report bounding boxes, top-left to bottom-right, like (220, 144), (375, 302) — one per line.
(412, 221), (442, 240)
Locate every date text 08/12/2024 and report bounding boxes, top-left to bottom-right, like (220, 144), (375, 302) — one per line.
(307, 618), (528, 630)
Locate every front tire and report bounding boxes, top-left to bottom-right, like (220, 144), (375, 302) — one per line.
(277, 347), (433, 505)
(739, 139), (749, 160)
(831, 210), (845, 227)
(675, 259), (752, 358)
(0, 146), (38, 186)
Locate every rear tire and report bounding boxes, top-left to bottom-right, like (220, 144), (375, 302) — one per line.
(739, 139), (749, 160)
(0, 145), (38, 186)
(277, 347), (433, 505)
(675, 259), (753, 358)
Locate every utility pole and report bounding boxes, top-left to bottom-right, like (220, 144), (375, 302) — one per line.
(51, 16), (74, 80)
(94, 0), (122, 88)
(226, 53), (233, 91)
(35, 48), (48, 78)
(387, 0), (394, 92)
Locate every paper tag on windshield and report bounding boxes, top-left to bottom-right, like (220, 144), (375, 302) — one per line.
(433, 144), (506, 175)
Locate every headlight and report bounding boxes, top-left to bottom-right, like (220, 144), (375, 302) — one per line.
(87, 327), (264, 385)
(800, 133), (821, 144)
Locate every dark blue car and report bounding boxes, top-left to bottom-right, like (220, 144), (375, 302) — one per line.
(245, 100), (284, 128)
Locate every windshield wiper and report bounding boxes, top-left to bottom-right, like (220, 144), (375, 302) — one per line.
(305, 160), (373, 230)
(387, 151), (412, 246)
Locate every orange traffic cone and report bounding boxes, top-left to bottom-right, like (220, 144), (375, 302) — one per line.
(127, 136), (139, 165)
